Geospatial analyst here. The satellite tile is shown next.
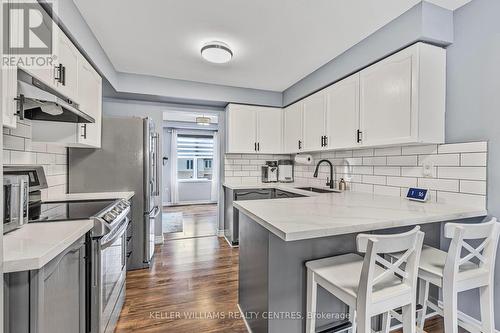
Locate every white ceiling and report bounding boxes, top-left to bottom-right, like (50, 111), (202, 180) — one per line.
(74, 0), (470, 92)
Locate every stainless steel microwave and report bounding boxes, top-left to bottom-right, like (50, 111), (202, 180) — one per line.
(3, 174), (29, 234)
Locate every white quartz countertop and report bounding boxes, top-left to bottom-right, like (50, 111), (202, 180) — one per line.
(3, 220), (94, 273)
(45, 191), (135, 202)
(232, 188), (487, 241)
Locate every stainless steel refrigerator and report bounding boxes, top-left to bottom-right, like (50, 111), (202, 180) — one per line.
(69, 117), (160, 269)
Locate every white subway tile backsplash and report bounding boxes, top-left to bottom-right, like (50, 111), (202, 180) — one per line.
(401, 166), (426, 178)
(4, 120), (67, 197)
(417, 178), (459, 192)
(387, 176), (417, 188)
(353, 149), (374, 157)
(401, 145), (438, 155)
(224, 142), (487, 210)
(374, 147), (401, 156)
(418, 154), (460, 166)
(46, 144), (67, 154)
(362, 175), (386, 185)
(438, 167), (486, 181)
(36, 152), (56, 165)
(3, 134), (25, 151)
(438, 141), (487, 154)
(460, 180), (486, 195)
(373, 166), (401, 176)
(10, 151), (36, 164)
(352, 166), (374, 175)
(387, 155), (418, 166)
(461, 153), (487, 166)
(335, 150), (353, 158)
(9, 123), (31, 138)
(363, 157), (386, 165)
(3, 150), (11, 164)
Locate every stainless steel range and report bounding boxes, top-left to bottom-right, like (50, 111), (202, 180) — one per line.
(90, 199), (131, 333)
(4, 165), (131, 333)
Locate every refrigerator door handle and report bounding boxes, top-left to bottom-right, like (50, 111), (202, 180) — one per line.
(153, 133), (160, 196)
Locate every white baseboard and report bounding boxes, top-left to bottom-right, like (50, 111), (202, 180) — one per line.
(217, 229), (225, 237)
(237, 304), (252, 333)
(154, 236), (164, 245)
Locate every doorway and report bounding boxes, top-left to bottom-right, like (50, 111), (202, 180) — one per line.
(162, 111), (221, 240)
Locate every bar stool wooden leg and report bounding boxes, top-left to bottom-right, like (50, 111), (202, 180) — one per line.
(479, 284), (495, 333)
(306, 269), (317, 333)
(402, 303), (416, 333)
(442, 284), (458, 333)
(417, 279), (429, 332)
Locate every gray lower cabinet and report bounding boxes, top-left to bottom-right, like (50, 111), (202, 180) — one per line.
(4, 236), (87, 333)
(223, 187), (305, 245)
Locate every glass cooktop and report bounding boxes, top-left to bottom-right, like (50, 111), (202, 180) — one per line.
(29, 199), (115, 223)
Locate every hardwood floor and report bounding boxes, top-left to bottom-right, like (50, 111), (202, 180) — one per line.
(114, 236), (247, 332)
(163, 204), (218, 240)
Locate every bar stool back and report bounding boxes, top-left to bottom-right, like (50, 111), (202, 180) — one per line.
(384, 218), (499, 333)
(306, 226), (424, 333)
(441, 218), (500, 333)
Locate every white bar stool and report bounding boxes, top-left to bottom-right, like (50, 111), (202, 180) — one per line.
(385, 217), (500, 333)
(305, 226), (424, 333)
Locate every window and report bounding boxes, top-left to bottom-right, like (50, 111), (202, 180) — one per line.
(177, 134), (214, 180)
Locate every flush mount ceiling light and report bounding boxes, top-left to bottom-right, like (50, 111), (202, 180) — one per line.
(196, 116), (211, 126)
(200, 41), (233, 64)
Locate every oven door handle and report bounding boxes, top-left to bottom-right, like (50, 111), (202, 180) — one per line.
(100, 220), (128, 250)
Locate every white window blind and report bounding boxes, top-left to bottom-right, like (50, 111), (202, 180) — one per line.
(177, 135), (214, 158)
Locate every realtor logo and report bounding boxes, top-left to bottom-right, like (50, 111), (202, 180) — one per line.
(2, 0), (54, 68)
(3, 1), (53, 54)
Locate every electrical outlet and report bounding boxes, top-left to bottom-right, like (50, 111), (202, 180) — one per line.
(422, 162), (434, 178)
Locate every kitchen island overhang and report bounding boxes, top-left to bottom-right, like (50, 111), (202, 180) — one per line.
(234, 191), (487, 333)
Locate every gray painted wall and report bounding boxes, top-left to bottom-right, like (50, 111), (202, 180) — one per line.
(282, 2), (454, 106)
(445, 0), (500, 325)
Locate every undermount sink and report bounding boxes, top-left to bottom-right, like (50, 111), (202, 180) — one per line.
(295, 187), (341, 193)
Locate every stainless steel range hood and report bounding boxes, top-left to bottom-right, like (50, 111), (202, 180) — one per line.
(17, 71), (95, 124)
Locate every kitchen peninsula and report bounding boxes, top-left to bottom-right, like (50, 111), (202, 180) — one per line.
(234, 191), (487, 333)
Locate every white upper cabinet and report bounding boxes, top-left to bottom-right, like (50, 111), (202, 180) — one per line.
(54, 26), (79, 102)
(2, 0), (19, 128)
(302, 91), (327, 151)
(283, 102), (303, 153)
(325, 73), (360, 150)
(75, 55), (102, 148)
(226, 104), (258, 153)
(359, 43), (445, 147)
(256, 107), (282, 154)
(226, 104), (283, 154)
